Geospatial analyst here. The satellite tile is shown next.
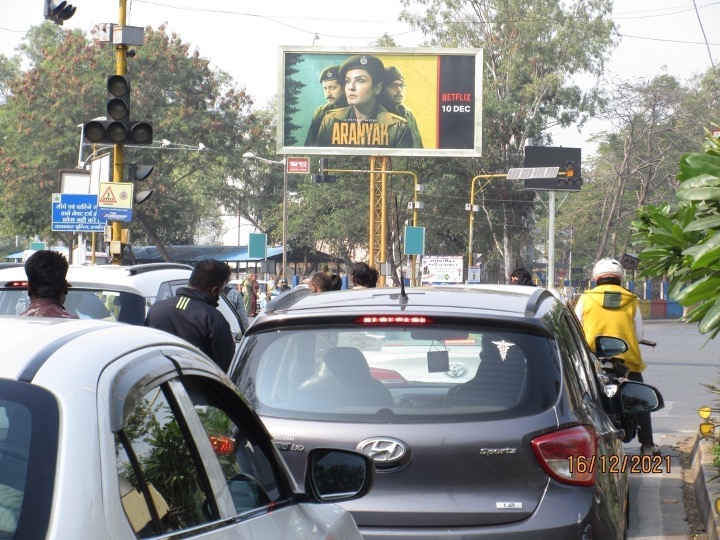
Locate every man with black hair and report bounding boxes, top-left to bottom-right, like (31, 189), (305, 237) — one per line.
(510, 267), (535, 286)
(20, 250), (78, 318)
(145, 259), (235, 371)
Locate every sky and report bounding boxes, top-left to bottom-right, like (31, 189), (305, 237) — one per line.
(2, 0), (719, 160)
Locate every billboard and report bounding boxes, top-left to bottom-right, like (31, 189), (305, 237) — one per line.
(278, 46), (482, 158)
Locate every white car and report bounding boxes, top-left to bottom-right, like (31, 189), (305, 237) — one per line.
(0, 262), (246, 337)
(0, 316), (372, 538)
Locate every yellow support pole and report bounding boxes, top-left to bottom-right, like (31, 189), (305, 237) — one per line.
(467, 174), (507, 269)
(325, 163), (418, 286)
(111, 0), (128, 265)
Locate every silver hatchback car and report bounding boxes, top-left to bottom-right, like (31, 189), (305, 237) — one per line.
(229, 285), (664, 539)
(0, 316), (372, 538)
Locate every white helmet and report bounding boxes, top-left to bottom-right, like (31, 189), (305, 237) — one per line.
(592, 258), (623, 283)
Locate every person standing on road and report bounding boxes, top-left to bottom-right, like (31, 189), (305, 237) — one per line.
(350, 262), (379, 288)
(308, 271), (333, 293)
(19, 250), (79, 319)
(224, 281), (250, 329)
(509, 267), (535, 286)
(243, 274), (258, 317)
(145, 259), (235, 371)
(574, 258), (661, 456)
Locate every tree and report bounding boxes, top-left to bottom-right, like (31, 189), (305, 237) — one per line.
(0, 22), (260, 255)
(399, 0), (618, 278)
(633, 130), (720, 338)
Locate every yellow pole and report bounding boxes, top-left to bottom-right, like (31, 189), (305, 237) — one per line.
(467, 174), (506, 270)
(111, 0), (128, 265)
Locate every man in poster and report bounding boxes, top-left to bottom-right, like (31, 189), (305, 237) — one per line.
(304, 65), (347, 146)
(315, 54), (414, 148)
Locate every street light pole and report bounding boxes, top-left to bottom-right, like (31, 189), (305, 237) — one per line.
(242, 152), (287, 281)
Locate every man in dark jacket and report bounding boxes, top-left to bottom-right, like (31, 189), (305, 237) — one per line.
(145, 259), (235, 371)
(20, 250), (78, 319)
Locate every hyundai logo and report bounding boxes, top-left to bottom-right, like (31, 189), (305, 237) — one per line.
(356, 437), (408, 463)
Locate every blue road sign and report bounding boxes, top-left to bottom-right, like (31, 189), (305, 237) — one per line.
(51, 193), (106, 232)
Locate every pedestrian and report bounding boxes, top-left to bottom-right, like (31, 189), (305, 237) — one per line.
(19, 249), (79, 319)
(224, 281), (250, 329)
(351, 262), (379, 288)
(315, 54), (413, 148)
(330, 274), (343, 290)
(574, 258), (661, 456)
(509, 267), (535, 286)
(304, 65), (347, 146)
(381, 65), (423, 148)
(277, 278), (291, 293)
(308, 271), (333, 293)
(145, 259), (235, 371)
(242, 273), (258, 317)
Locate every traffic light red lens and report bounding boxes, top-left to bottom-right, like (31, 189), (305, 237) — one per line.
(130, 122), (153, 144)
(107, 75), (130, 97)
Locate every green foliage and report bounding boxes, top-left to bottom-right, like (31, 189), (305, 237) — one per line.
(634, 130), (720, 338)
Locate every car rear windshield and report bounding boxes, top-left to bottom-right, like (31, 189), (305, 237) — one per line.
(233, 325), (561, 423)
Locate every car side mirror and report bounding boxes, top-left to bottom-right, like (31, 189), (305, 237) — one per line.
(305, 448), (374, 502)
(617, 381), (664, 414)
(595, 336), (628, 358)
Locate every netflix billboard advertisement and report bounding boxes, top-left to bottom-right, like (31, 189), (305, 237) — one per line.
(277, 47), (483, 158)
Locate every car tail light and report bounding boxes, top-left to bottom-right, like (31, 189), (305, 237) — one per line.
(209, 435), (235, 456)
(354, 315), (434, 325)
(531, 425), (598, 486)
(370, 367), (408, 386)
(4, 280), (28, 288)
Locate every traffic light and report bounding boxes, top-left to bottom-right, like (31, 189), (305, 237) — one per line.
(82, 75), (153, 145)
(128, 164), (154, 204)
(522, 146), (582, 191)
(312, 157), (337, 183)
(44, 0), (76, 25)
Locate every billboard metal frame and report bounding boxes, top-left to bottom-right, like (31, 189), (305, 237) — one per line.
(277, 46), (483, 158)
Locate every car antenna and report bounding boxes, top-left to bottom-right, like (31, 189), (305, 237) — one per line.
(394, 195), (407, 298)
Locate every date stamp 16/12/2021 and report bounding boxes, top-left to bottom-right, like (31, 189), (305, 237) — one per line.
(568, 454), (670, 475)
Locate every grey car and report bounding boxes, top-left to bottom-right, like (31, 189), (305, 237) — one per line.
(229, 285), (664, 539)
(0, 316), (372, 538)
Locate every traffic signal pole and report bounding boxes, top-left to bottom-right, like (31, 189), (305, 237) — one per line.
(110, 0), (128, 265)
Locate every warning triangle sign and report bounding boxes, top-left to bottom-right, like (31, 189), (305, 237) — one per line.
(99, 186), (117, 204)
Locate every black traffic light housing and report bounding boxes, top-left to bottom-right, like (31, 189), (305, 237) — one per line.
(44, 0), (76, 25)
(128, 164), (154, 204)
(312, 157), (337, 183)
(82, 75), (153, 145)
(522, 146), (582, 191)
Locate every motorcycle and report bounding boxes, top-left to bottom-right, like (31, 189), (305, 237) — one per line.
(595, 336), (656, 443)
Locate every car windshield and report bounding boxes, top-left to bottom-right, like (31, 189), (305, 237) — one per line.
(233, 324), (561, 423)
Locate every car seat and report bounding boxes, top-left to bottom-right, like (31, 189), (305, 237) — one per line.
(445, 334), (527, 409)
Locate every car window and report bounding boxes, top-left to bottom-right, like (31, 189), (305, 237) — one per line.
(115, 375), (285, 537)
(0, 382), (59, 539)
(233, 325), (561, 423)
(116, 385), (214, 537)
(64, 289), (147, 324)
(180, 378), (284, 514)
(556, 315), (597, 402)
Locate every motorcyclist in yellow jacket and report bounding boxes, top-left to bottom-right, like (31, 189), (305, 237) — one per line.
(574, 257), (660, 456)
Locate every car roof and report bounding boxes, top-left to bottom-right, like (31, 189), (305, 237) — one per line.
(0, 263), (193, 296)
(251, 285), (561, 334)
(0, 315), (217, 384)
